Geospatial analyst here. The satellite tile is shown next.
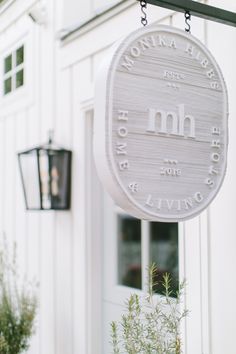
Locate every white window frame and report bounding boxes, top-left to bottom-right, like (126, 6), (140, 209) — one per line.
(83, 106), (103, 354)
(3, 45), (24, 95)
(0, 25), (35, 117)
(104, 201), (183, 303)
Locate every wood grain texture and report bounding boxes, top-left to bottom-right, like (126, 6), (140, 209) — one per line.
(94, 25), (228, 221)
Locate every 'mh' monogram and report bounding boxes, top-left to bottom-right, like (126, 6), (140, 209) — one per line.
(147, 104), (196, 139)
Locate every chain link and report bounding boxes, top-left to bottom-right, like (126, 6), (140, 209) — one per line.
(140, 0), (148, 27)
(185, 10), (191, 33)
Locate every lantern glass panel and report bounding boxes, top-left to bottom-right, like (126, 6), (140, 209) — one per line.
(39, 150), (51, 210)
(19, 150), (41, 209)
(48, 150), (71, 209)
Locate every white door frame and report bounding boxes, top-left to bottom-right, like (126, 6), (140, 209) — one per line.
(84, 106), (103, 354)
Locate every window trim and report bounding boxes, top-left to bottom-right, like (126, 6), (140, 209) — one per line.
(0, 0), (16, 16)
(3, 45), (24, 95)
(104, 195), (183, 306)
(116, 209), (179, 295)
(0, 28), (35, 117)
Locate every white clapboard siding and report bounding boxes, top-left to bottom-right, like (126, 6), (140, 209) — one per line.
(55, 67), (73, 354)
(26, 107), (41, 354)
(62, 0), (92, 28)
(15, 111), (28, 276)
(0, 1), (235, 354)
(4, 116), (16, 245)
(36, 1), (57, 353)
(71, 59), (94, 353)
(0, 119), (5, 231)
(206, 15), (236, 354)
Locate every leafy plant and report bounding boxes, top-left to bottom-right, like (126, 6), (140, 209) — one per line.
(0, 240), (38, 354)
(111, 264), (188, 354)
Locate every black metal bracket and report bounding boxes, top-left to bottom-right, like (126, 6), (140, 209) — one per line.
(142, 0), (236, 27)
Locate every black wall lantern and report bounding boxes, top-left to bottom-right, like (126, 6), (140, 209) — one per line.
(18, 133), (72, 210)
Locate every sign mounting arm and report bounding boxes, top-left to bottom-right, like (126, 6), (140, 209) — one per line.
(141, 0), (236, 27)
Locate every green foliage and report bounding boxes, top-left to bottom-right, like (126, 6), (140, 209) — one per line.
(111, 264), (188, 354)
(0, 240), (38, 354)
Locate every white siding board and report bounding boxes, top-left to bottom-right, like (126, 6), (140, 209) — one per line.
(73, 59), (93, 104)
(26, 105), (40, 276)
(54, 67), (73, 354)
(70, 62), (90, 354)
(55, 212), (73, 354)
(56, 68), (73, 143)
(61, 4), (172, 69)
(0, 119), (5, 230)
(26, 105), (41, 354)
(85, 110), (103, 354)
(39, 27), (56, 137)
(92, 47), (110, 82)
(4, 116), (16, 244)
(26, 215), (40, 354)
(63, 0), (92, 28)
(199, 210), (211, 354)
(39, 212), (56, 354)
(172, 10), (205, 42)
(38, 16), (56, 345)
(93, 0), (120, 13)
(207, 15), (236, 354)
(178, 222), (187, 354)
(209, 0), (236, 12)
(183, 218), (202, 354)
(0, 0), (37, 33)
(15, 111), (28, 276)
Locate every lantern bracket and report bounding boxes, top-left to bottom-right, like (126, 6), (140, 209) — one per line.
(142, 0), (236, 27)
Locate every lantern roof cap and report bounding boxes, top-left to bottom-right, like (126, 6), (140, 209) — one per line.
(18, 131), (72, 155)
(18, 142), (71, 155)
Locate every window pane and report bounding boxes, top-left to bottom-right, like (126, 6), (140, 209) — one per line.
(16, 46), (24, 66)
(19, 151), (41, 209)
(16, 69), (24, 88)
(151, 222), (179, 297)
(4, 54), (12, 73)
(39, 151), (51, 210)
(4, 77), (12, 95)
(118, 215), (141, 289)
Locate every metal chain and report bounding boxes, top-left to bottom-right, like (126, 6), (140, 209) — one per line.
(140, 0), (148, 27)
(185, 10), (191, 33)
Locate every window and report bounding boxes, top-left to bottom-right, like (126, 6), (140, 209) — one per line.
(118, 215), (142, 289)
(117, 212), (179, 296)
(3, 45), (24, 96)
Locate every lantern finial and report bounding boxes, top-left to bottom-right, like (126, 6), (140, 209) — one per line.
(48, 130), (54, 145)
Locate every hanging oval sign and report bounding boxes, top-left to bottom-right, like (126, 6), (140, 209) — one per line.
(94, 25), (228, 222)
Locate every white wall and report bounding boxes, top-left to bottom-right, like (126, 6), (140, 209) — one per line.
(206, 1), (236, 352)
(0, 0), (235, 353)
(62, 0), (124, 29)
(59, 1), (236, 352)
(0, 1), (77, 353)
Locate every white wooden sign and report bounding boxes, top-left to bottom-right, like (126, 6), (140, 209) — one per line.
(94, 25), (228, 222)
